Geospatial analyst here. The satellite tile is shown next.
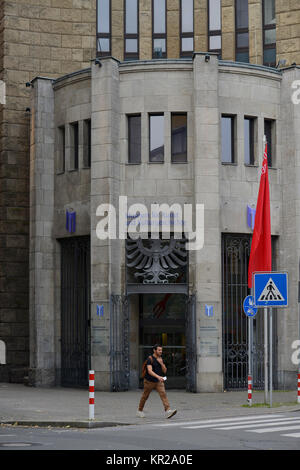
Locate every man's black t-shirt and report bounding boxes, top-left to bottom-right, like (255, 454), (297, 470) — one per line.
(145, 355), (164, 382)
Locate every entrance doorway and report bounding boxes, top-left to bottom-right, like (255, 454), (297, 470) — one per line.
(139, 294), (186, 389)
(59, 236), (90, 387)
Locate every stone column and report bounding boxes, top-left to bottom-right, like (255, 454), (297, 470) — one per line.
(90, 58), (122, 390)
(29, 77), (56, 386)
(193, 53), (223, 392)
(277, 67), (300, 388)
(221, 0), (235, 61)
(249, 0), (263, 65)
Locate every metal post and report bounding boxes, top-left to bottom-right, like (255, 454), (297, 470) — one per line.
(264, 307), (268, 404)
(248, 316), (252, 406)
(89, 370), (95, 420)
(269, 309), (273, 408)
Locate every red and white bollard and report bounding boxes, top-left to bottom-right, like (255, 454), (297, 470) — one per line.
(89, 370), (95, 420)
(298, 374), (300, 404)
(248, 375), (252, 406)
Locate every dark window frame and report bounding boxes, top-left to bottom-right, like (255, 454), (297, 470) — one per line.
(171, 113), (188, 163)
(70, 121), (79, 171)
(58, 125), (66, 174)
(235, 0), (249, 63)
(149, 113), (165, 163)
(207, 0), (222, 57)
(83, 119), (91, 168)
(128, 114), (142, 164)
(244, 116), (255, 166)
(221, 114), (236, 164)
(262, 0), (276, 67)
(96, 0), (112, 57)
(124, 0), (139, 60)
(152, 0), (167, 59)
(264, 118), (275, 168)
(180, 0), (194, 58)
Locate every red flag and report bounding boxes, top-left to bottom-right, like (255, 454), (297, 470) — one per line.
(248, 143), (272, 288)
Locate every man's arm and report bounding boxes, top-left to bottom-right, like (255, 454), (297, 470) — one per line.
(156, 357), (167, 374)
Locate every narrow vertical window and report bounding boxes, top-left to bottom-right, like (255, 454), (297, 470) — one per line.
(235, 0), (249, 63)
(208, 0), (221, 57)
(70, 122), (79, 170)
(152, 0), (167, 58)
(97, 0), (111, 56)
(83, 119), (91, 168)
(149, 114), (164, 163)
(244, 117), (255, 165)
(171, 113), (187, 163)
(180, 0), (194, 57)
(263, 0), (276, 67)
(58, 125), (65, 173)
(128, 115), (141, 164)
(221, 115), (235, 164)
(264, 119), (275, 167)
(124, 0), (139, 60)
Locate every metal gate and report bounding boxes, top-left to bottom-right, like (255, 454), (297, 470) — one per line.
(222, 234), (264, 390)
(60, 236), (90, 387)
(186, 294), (197, 392)
(110, 295), (130, 391)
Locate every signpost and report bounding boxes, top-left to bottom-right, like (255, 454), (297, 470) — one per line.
(243, 296), (257, 406)
(252, 272), (288, 407)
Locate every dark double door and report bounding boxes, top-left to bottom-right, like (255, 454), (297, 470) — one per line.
(60, 236), (90, 387)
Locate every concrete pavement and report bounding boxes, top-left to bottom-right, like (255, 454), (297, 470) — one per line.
(0, 383), (299, 428)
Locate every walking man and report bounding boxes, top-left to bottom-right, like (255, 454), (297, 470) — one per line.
(137, 344), (177, 419)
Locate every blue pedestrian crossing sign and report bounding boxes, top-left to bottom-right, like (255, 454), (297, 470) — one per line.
(243, 295), (258, 318)
(253, 272), (288, 308)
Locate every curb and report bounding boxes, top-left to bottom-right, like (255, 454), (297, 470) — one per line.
(0, 421), (132, 429)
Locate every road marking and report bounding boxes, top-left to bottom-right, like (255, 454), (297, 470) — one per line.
(249, 424), (300, 434)
(153, 414), (279, 427)
(215, 418), (300, 431)
(184, 417), (299, 430)
(281, 433), (300, 438)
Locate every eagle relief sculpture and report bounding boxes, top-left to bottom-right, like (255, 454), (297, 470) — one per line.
(126, 237), (187, 284)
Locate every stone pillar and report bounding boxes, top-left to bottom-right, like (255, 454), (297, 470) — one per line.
(277, 67), (300, 388)
(29, 77), (56, 387)
(193, 53), (223, 392)
(194, 0), (208, 53)
(221, 0), (235, 61)
(249, 0), (263, 65)
(90, 58), (122, 390)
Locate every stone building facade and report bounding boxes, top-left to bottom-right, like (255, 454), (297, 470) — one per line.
(0, 0), (300, 389)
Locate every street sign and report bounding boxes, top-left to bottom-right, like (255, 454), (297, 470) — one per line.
(243, 295), (258, 318)
(205, 305), (213, 317)
(253, 272), (288, 308)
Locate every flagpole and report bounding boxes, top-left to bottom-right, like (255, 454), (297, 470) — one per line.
(262, 134), (269, 405)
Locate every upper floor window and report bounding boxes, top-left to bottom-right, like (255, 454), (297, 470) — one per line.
(128, 115), (141, 164)
(244, 117), (255, 165)
(263, 0), (276, 67)
(235, 0), (249, 63)
(83, 119), (91, 168)
(171, 113), (187, 163)
(152, 0), (167, 58)
(149, 114), (164, 163)
(208, 0), (221, 57)
(221, 115), (235, 164)
(264, 119), (275, 167)
(180, 0), (194, 57)
(70, 122), (79, 170)
(57, 125), (65, 173)
(97, 0), (111, 56)
(124, 0), (139, 60)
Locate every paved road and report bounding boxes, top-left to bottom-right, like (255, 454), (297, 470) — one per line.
(1, 411), (300, 452)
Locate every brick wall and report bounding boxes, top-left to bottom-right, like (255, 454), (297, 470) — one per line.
(0, 0), (96, 383)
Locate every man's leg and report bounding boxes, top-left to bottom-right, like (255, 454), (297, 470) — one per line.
(138, 380), (156, 411)
(155, 381), (170, 411)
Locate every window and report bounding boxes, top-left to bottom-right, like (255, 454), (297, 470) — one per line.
(264, 119), (275, 167)
(149, 114), (164, 163)
(152, 0), (167, 58)
(263, 0), (276, 67)
(97, 0), (111, 56)
(58, 125), (65, 173)
(208, 0), (221, 57)
(128, 115), (141, 164)
(124, 0), (139, 60)
(221, 115), (235, 163)
(83, 119), (91, 168)
(171, 113), (187, 163)
(244, 117), (255, 165)
(180, 0), (194, 57)
(235, 0), (249, 63)
(70, 122), (79, 170)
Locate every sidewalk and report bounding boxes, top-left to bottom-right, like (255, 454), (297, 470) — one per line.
(1, 383), (299, 428)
